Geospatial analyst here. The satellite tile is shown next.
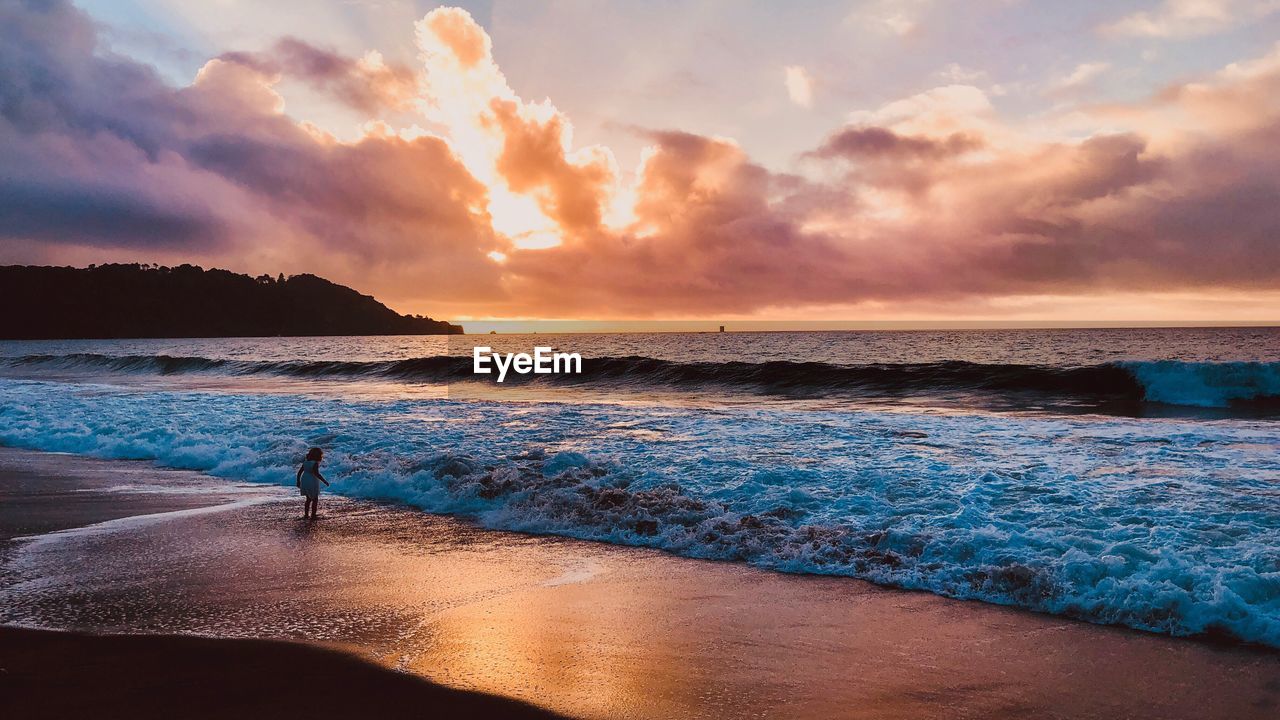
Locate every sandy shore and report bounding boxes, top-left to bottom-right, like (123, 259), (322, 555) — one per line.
(2, 446), (1278, 719)
(0, 626), (564, 720)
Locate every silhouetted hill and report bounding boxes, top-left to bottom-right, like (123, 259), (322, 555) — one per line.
(0, 264), (462, 339)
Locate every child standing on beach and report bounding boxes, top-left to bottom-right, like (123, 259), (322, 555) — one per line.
(296, 447), (330, 520)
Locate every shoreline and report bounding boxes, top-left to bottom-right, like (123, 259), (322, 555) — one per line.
(3, 446), (1279, 719)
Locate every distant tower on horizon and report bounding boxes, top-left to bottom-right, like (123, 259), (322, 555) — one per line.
(719, 325), (725, 332)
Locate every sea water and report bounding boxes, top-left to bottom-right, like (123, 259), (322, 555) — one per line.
(0, 328), (1277, 645)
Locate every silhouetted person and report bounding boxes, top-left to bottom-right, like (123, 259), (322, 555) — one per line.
(296, 447), (330, 520)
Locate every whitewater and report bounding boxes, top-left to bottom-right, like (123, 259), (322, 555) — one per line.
(0, 329), (1277, 645)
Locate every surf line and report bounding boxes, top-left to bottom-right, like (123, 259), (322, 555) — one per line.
(14, 496), (279, 548)
(472, 346), (583, 383)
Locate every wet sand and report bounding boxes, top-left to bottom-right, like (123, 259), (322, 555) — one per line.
(0, 627), (564, 720)
(2, 447), (1278, 719)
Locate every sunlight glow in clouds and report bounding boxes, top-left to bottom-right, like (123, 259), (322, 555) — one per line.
(1, 0), (1278, 321)
(413, 8), (622, 248)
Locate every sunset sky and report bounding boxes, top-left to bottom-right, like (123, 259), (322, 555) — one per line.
(2, 0), (1278, 322)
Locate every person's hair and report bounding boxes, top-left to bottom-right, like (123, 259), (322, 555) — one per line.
(305, 447), (323, 461)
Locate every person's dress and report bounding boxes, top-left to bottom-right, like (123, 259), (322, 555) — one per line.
(299, 460), (322, 499)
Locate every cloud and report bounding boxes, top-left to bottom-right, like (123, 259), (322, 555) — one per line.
(2, 0), (1279, 319)
(1087, 42), (1280, 145)
(412, 6), (621, 248)
(0, 0), (503, 312)
(498, 131), (857, 316)
(510, 51), (1280, 315)
(217, 38), (417, 114)
(848, 0), (935, 36)
(937, 63), (986, 84)
(422, 6), (491, 68)
(784, 65), (814, 108)
(1101, 0), (1280, 39)
(847, 85), (996, 139)
(1049, 62), (1111, 93)
(486, 97), (616, 234)
(496, 62), (1280, 317)
(808, 126), (983, 161)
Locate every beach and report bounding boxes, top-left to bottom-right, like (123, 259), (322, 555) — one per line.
(0, 628), (564, 720)
(5, 0), (1280, 714)
(3, 447), (1278, 719)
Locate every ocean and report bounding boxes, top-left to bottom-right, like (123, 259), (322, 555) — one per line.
(1, 327), (1278, 645)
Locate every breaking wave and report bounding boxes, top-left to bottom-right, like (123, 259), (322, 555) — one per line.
(1121, 360), (1280, 408)
(4, 353), (1279, 411)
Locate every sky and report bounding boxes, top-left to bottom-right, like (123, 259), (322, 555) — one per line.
(1, 0), (1278, 322)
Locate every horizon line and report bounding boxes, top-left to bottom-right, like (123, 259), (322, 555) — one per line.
(454, 320), (1280, 334)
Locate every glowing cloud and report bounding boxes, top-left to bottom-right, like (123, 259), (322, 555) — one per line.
(413, 7), (619, 248)
(1, 0), (1278, 321)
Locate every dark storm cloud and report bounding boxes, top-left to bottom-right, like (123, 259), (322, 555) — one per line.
(0, 180), (225, 247)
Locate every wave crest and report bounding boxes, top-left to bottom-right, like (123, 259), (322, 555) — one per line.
(1121, 360), (1280, 408)
(4, 353), (1278, 410)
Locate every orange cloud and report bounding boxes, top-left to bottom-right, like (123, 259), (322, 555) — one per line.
(486, 98), (616, 235)
(423, 7), (491, 68)
(2, 1), (1278, 321)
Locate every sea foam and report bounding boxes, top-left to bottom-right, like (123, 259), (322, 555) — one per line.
(2, 378), (1278, 646)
